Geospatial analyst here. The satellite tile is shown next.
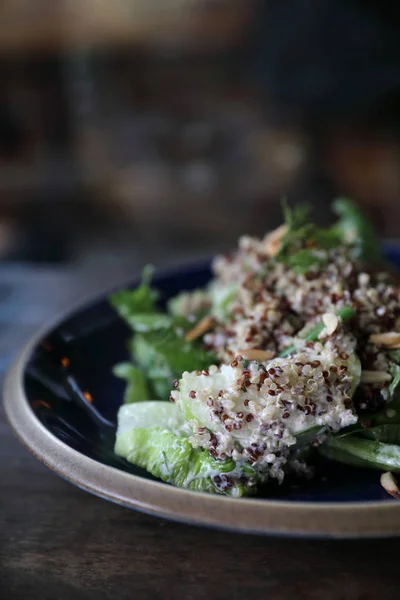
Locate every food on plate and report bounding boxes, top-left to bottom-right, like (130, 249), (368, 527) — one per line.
(110, 198), (400, 497)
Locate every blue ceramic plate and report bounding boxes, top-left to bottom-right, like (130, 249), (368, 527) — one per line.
(4, 245), (400, 537)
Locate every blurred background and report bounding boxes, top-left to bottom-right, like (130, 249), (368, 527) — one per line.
(0, 0), (399, 270)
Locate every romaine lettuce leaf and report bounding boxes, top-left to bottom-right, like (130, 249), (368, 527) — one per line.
(113, 363), (150, 404)
(115, 402), (256, 496)
(116, 427), (256, 495)
(116, 401), (185, 434)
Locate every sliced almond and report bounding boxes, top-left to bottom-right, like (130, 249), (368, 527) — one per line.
(387, 344), (400, 350)
(380, 472), (400, 500)
(185, 315), (215, 342)
(322, 312), (339, 336)
(361, 370), (392, 384)
(369, 332), (400, 347)
(237, 349), (274, 362)
(263, 224), (288, 256)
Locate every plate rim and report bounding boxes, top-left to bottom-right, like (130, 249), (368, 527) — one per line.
(4, 260), (400, 538)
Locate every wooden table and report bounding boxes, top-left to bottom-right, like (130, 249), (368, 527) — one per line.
(1, 264), (400, 600)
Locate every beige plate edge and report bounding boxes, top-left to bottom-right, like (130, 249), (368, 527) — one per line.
(4, 302), (400, 538)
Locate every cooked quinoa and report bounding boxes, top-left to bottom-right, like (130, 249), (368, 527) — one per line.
(172, 333), (360, 487)
(205, 233), (400, 416)
(209, 239), (399, 356)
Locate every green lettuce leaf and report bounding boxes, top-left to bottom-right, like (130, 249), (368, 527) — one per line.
(113, 363), (150, 404)
(125, 313), (191, 333)
(360, 425), (400, 445)
(110, 266), (217, 402)
(332, 197), (383, 262)
(110, 265), (158, 322)
(388, 349), (400, 363)
(115, 401), (257, 496)
(283, 248), (328, 274)
(132, 330), (217, 376)
(277, 199), (343, 272)
(116, 401), (185, 434)
(281, 198), (310, 233)
(277, 199), (313, 258)
(277, 197), (382, 273)
(149, 378), (175, 401)
(131, 330), (217, 400)
(319, 435), (400, 472)
(116, 427), (256, 496)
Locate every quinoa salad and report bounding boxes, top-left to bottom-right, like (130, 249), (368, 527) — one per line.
(110, 199), (400, 499)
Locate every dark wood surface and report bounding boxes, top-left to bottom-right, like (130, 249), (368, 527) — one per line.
(1, 264), (400, 600)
